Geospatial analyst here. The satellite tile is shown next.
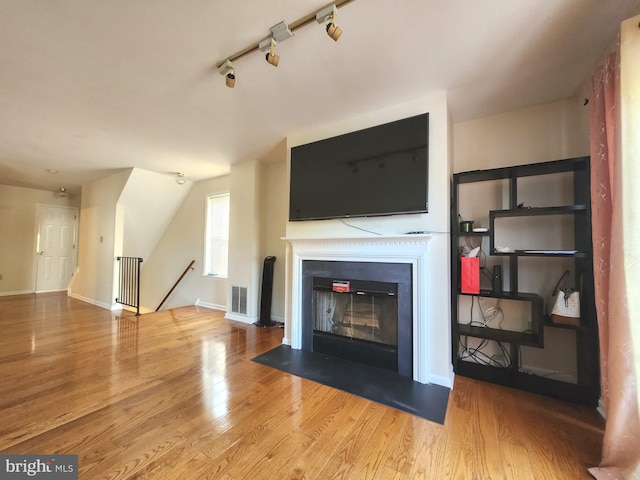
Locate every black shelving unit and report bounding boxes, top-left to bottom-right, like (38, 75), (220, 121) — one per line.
(451, 157), (599, 406)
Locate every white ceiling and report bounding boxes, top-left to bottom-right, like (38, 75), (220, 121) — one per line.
(1, 0), (638, 195)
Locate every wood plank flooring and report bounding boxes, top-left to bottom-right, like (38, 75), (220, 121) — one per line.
(0, 292), (604, 479)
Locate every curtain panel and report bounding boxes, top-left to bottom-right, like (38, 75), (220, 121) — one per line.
(588, 15), (640, 480)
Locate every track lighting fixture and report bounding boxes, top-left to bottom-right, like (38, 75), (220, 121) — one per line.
(215, 0), (355, 87)
(259, 38), (280, 67)
(218, 60), (236, 88)
(175, 172), (186, 185)
(316, 5), (342, 42)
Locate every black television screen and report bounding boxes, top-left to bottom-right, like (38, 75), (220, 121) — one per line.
(289, 113), (429, 221)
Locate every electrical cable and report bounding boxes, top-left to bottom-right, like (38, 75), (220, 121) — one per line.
(459, 335), (510, 368)
(338, 219), (382, 235)
(459, 336), (510, 368)
(338, 218), (450, 236)
(460, 295), (509, 367)
(467, 296), (503, 328)
(478, 297), (504, 328)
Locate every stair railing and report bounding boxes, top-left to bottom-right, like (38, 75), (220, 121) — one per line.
(155, 260), (196, 311)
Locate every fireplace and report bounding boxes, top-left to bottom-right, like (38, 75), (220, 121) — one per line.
(302, 261), (412, 377)
(285, 234), (453, 387)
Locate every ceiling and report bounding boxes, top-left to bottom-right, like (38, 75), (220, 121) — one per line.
(1, 0), (638, 195)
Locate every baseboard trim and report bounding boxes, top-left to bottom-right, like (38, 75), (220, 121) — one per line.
(428, 362), (455, 388)
(194, 299), (226, 311)
(67, 291), (114, 311)
(224, 311), (257, 325)
(0, 290), (34, 297)
(428, 369), (455, 389)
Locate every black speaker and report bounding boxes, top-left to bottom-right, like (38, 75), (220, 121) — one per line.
(255, 256), (277, 327)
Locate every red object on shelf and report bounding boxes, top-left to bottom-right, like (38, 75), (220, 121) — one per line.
(460, 257), (480, 294)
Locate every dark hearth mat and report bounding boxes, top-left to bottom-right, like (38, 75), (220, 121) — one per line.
(252, 345), (449, 424)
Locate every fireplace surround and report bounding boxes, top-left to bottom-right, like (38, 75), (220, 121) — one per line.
(285, 234), (452, 386)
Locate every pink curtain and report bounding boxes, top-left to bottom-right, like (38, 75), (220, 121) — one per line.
(588, 47), (640, 480)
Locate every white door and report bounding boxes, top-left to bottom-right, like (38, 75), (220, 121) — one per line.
(35, 205), (78, 292)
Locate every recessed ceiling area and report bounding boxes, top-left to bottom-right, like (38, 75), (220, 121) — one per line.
(0, 1), (637, 194)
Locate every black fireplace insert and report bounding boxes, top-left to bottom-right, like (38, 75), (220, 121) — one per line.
(301, 261), (413, 377)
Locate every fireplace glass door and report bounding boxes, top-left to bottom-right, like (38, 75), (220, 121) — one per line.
(312, 278), (399, 372)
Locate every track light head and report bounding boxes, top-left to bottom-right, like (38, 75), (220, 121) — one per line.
(260, 38), (280, 67)
(225, 72), (236, 88)
(326, 22), (342, 41)
(266, 52), (280, 66)
(218, 60), (236, 88)
(316, 4), (341, 41)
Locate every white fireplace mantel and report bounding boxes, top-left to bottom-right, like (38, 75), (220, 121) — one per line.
(283, 234), (453, 387)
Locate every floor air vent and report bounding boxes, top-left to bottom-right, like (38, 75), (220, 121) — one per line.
(231, 286), (247, 315)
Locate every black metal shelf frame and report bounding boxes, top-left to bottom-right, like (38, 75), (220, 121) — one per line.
(451, 156), (599, 406)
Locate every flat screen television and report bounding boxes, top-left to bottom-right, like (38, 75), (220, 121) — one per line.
(289, 113), (428, 221)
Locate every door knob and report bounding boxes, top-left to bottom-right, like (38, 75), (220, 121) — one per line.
(38, 251), (45, 255)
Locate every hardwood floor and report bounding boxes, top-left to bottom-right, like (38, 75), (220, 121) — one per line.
(0, 292), (604, 479)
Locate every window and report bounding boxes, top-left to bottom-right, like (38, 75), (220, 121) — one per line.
(204, 193), (230, 277)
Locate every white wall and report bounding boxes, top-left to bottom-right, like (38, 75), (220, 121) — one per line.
(0, 185), (79, 295)
(69, 170), (129, 308)
(139, 175), (230, 313)
(226, 160), (265, 323)
(454, 97), (589, 173)
(264, 162), (288, 322)
(117, 168), (192, 260)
